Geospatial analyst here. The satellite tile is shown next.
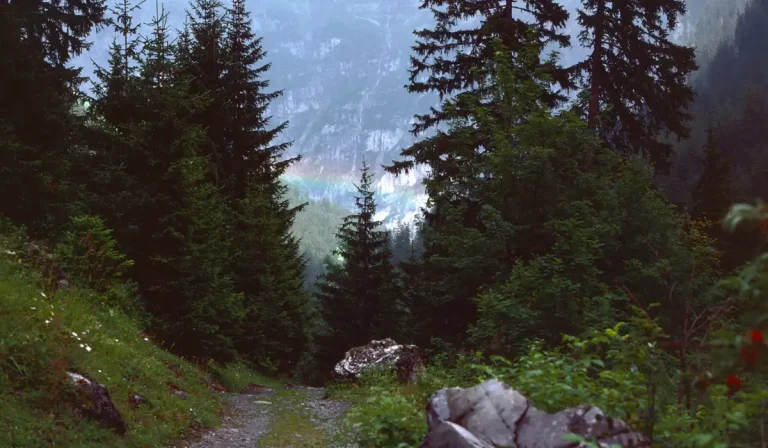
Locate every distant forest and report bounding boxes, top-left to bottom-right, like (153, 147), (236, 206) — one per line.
(664, 0), (768, 205)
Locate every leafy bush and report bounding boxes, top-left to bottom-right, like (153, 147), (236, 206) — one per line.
(343, 369), (426, 448)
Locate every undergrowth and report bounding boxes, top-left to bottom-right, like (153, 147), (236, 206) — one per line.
(0, 222), (269, 447)
(327, 321), (757, 448)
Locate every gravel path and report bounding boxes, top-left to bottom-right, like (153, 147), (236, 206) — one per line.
(189, 387), (356, 448)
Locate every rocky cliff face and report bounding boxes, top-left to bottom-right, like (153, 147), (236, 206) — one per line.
(74, 0), (750, 228)
(255, 0), (435, 228)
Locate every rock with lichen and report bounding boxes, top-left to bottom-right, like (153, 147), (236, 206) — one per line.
(421, 379), (647, 448)
(66, 371), (126, 434)
(332, 338), (425, 384)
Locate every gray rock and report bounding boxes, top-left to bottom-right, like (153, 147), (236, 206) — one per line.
(173, 389), (189, 400)
(128, 394), (148, 407)
(333, 338), (425, 384)
(422, 421), (495, 448)
(421, 379), (647, 448)
(66, 372), (126, 434)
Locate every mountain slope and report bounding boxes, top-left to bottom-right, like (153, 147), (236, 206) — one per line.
(71, 0), (746, 226)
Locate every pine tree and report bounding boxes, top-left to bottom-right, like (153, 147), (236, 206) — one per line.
(0, 0), (105, 232)
(181, 0), (228, 183)
(221, 0), (292, 200)
(315, 161), (395, 372)
(406, 0), (571, 130)
(108, 0), (145, 82)
(204, 0), (312, 372)
(388, 222), (412, 264)
(385, 40), (548, 347)
(392, 224), (432, 346)
(574, 0), (697, 170)
(84, 2), (244, 359)
(388, 0), (571, 204)
(232, 183), (315, 372)
(691, 126), (733, 222)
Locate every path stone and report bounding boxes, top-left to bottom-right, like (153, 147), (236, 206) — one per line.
(190, 393), (276, 448)
(189, 386), (356, 448)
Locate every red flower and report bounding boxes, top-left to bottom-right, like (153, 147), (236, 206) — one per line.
(752, 330), (765, 344)
(741, 346), (759, 365)
(726, 375), (742, 395)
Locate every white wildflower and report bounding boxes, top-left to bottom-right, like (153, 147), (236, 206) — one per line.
(30, 307), (36, 310)
(85, 345), (91, 352)
(6, 250), (16, 255)
(45, 319), (50, 325)
(41, 292), (46, 298)
(72, 332), (77, 337)
(79, 344), (84, 348)
(144, 337), (149, 341)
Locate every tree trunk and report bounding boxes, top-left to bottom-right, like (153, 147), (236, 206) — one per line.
(587, 0), (605, 130)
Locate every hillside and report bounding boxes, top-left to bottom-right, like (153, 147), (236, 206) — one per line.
(662, 0), (768, 205)
(286, 186), (350, 290)
(0, 224), (280, 447)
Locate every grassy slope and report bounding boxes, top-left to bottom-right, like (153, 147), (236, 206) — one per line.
(0, 244), (276, 447)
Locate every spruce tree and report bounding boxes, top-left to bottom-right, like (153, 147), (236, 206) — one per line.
(315, 161), (395, 372)
(214, 0), (312, 371)
(108, 0), (145, 82)
(406, 0), (571, 128)
(385, 40), (547, 347)
(84, 3), (244, 359)
(232, 183), (314, 372)
(181, 0), (227, 182)
(385, 0), (574, 346)
(0, 0), (105, 232)
(389, 222), (413, 265)
(221, 0), (292, 200)
(691, 126), (733, 222)
(574, 0), (697, 170)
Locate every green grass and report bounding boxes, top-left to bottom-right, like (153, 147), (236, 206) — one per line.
(208, 361), (283, 393)
(0, 239), (268, 447)
(257, 390), (330, 448)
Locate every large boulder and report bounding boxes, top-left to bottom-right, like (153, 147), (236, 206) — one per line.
(333, 338), (425, 384)
(421, 379), (648, 448)
(67, 372), (127, 434)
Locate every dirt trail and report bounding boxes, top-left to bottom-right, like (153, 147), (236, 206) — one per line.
(189, 386), (357, 448)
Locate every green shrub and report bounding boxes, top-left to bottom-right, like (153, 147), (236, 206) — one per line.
(345, 369), (426, 448)
(53, 215), (134, 292)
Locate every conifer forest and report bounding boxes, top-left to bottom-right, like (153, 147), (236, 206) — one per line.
(2, 0), (768, 446)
